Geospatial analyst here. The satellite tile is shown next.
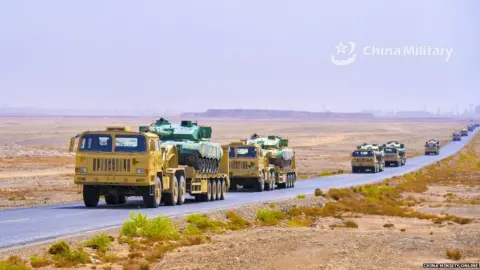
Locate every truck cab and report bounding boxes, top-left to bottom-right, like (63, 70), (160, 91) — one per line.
(452, 132), (462, 141)
(70, 126), (165, 208)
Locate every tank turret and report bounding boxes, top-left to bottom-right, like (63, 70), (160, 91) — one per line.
(140, 118), (222, 173)
(382, 141), (406, 157)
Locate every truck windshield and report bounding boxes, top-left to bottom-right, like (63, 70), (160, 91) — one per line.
(384, 148), (397, 153)
(229, 147), (236, 158)
(236, 146), (257, 158)
(79, 134), (113, 152)
(352, 151), (373, 157)
(115, 135), (147, 152)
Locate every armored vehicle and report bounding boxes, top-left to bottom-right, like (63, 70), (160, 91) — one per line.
(69, 126), (230, 208)
(139, 118), (223, 174)
(452, 131), (462, 141)
(351, 143), (385, 173)
(460, 129), (469, 136)
(229, 134), (296, 192)
(382, 141), (406, 167)
(424, 139), (440, 155)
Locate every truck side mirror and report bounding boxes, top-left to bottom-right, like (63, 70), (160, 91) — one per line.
(68, 137), (76, 153)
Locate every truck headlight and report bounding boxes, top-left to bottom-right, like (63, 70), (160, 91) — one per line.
(78, 167), (87, 173)
(136, 168), (145, 174)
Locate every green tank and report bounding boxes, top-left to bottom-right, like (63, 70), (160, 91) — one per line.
(139, 118), (223, 173)
(356, 143), (384, 159)
(246, 134), (294, 168)
(382, 141), (406, 157)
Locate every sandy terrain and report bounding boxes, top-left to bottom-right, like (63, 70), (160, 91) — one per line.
(0, 116), (467, 209)
(0, 132), (478, 270)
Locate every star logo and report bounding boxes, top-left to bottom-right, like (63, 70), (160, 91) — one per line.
(331, 41), (358, 66)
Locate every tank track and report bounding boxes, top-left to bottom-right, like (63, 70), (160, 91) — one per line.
(180, 154), (220, 174)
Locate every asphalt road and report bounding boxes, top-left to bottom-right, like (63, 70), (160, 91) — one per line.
(0, 129), (477, 249)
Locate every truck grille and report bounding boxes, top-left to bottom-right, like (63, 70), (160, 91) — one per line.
(230, 161), (249, 170)
(93, 158), (131, 172)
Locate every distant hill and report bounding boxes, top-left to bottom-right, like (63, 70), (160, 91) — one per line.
(181, 109), (375, 120)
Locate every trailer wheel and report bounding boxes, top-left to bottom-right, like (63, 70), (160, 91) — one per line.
(215, 179), (222, 200)
(83, 185), (100, 207)
(143, 177), (162, 208)
(292, 173), (296, 187)
(210, 179), (217, 201)
(177, 175), (186, 205)
(220, 178), (227, 200)
(164, 176), (179, 206)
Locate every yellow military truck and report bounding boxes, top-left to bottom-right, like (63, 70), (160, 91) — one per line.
(351, 143), (385, 173)
(69, 126), (229, 208)
(228, 138), (296, 192)
(424, 139), (440, 155)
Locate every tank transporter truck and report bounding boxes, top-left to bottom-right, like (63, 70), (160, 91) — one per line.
(424, 139), (440, 155)
(228, 134), (296, 192)
(69, 126), (230, 208)
(452, 131), (462, 141)
(467, 124), (475, 132)
(351, 143), (385, 173)
(460, 129), (469, 137)
(382, 141), (406, 167)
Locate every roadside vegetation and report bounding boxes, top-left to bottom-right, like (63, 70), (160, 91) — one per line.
(1, 133), (478, 269)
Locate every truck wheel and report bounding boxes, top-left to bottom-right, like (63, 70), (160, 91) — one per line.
(220, 178), (227, 200)
(215, 179), (221, 200)
(105, 194), (119, 205)
(177, 175), (186, 205)
(291, 173), (296, 188)
(143, 177), (162, 208)
(210, 179), (217, 200)
(119, 195), (127, 204)
(164, 176), (179, 206)
(255, 176), (265, 192)
(203, 180), (212, 201)
(83, 185), (100, 207)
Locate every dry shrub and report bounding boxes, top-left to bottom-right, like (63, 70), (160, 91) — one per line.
(446, 249), (462, 260)
(314, 188), (324, 196)
(383, 223), (394, 228)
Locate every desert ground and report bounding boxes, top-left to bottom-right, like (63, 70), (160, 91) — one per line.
(0, 116), (468, 209)
(0, 132), (478, 270)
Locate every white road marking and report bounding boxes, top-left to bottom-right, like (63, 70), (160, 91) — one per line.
(0, 218), (30, 224)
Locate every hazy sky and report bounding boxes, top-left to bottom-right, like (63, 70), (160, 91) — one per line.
(1, 0), (479, 113)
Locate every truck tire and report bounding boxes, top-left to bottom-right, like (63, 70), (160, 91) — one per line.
(177, 175), (186, 205)
(164, 176), (179, 206)
(352, 167), (357, 174)
(220, 178), (227, 200)
(210, 179), (217, 200)
(201, 180), (212, 201)
(83, 185), (100, 207)
(119, 195), (127, 204)
(143, 177), (162, 208)
(255, 175), (265, 192)
(290, 173), (296, 188)
(105, 194), (119, 205)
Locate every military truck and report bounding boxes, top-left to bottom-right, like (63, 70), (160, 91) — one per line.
(467, 124), (475, 132)
(69, 126), (230, 208)
(382, 141), (406, 167)
(424, 139), (440, 155)
(452, 131), (462, 141)
(228, 134), (296, 192)
(351, 143), (385, 173)
(460, 129), (469, 136)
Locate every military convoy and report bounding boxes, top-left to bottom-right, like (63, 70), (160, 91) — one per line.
(228, 134), (296, 191)
(70, 117), (473, 208)
(351, 143), (385, 173)
(424, 139), (440, 155)
(382, 141), (406, 167)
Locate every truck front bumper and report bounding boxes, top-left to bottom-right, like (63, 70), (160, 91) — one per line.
(74, 174), (154, 186)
